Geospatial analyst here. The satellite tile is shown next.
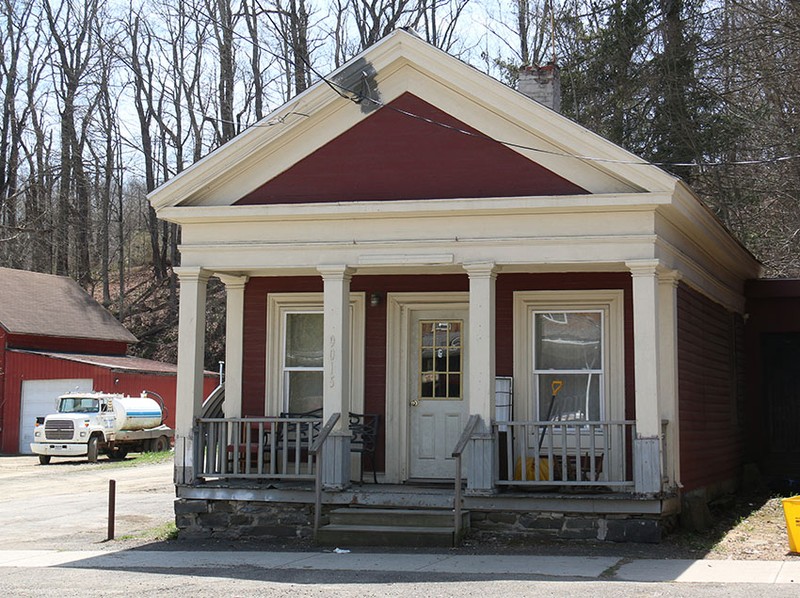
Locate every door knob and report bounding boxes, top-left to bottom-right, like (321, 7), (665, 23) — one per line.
(410, 400), (420, 407)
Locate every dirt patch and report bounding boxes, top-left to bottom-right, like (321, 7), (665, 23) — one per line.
(670, 492), (798, 561)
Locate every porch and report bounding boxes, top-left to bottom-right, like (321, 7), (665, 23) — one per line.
(176, 413), (675, 544)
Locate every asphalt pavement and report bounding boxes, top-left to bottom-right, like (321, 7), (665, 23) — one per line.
(1, 547), (799, 584)
(2, 455), (800, 596)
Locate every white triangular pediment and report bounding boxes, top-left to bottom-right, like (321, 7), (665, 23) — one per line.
(149, 29), (678, 212)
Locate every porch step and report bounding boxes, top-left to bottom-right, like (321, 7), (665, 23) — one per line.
(316, 507), (469, 548)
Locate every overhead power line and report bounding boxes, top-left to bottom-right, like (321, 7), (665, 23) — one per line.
(187, 6), (800, 170)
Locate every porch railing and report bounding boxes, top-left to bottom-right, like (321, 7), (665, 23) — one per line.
(495, 420), (636, 489)
(194, 415), (325, 481)
(452, 414), (481, 541)
(311, 413), (341, 538)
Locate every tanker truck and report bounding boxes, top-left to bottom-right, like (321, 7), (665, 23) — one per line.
(30, 391), (173, 464)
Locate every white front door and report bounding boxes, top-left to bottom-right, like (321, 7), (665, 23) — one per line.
(408, 309), (469, 479)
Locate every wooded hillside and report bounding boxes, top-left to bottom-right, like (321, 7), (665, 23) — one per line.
(0, 1), (797, 368)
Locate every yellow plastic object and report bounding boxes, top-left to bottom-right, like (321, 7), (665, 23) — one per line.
(514, 456), (550, 481)
(781, 496), (800, 553)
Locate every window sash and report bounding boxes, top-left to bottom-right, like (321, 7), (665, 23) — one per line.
(282, 310), (324, 413)
(532, 309), (606, 421)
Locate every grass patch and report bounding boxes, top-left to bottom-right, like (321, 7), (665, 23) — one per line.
(117, 521), (178, 542)
(99, 450), (173, 468)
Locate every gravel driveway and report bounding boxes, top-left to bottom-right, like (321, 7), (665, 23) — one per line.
(0, 455), (174, 550)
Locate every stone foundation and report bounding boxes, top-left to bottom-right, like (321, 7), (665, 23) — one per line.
(175, 498), (314, 540)
(175, 498), (675, 544)
(469, 510), (673, 543)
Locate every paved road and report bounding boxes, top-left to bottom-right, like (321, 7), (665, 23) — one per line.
(1, 454), (799, 596)
(0, 455), (174, 549)
(1, 549), (800, 597)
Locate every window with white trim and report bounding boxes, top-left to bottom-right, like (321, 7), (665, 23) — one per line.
(266, 293), (365, 418)
(533, 311), (604, 422)
(513, 290), (624, 424)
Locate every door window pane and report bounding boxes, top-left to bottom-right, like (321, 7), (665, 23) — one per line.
(419, 320), (463, 400)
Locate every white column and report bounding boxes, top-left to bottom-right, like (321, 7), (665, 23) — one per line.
(174, 266), (211, 485)
(464, 262), (497, 423)
(464, 262), (497, 493)
(627, 259), (664, 494)
(658, 269), (681, 489)
(318, 265), (353, 489)
(217, 274), (248, 418)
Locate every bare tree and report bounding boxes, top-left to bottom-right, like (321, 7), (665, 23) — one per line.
(44, 0), (100, 285)
(206, 0), (239, 144)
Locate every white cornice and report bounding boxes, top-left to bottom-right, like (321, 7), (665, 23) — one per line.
(157, 192), (672, 224)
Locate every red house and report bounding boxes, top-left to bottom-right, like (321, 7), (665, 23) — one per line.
(149, 30), (764, 544)
(0, 267), (217, 454)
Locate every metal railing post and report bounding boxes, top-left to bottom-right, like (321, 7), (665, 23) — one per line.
(310, 413), (341, 539)
(451, 414), (481, 545)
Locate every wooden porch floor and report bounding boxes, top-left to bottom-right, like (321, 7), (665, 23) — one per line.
(177, 479), (677, 517)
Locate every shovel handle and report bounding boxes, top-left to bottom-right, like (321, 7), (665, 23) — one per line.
(551, 380), (564, 396)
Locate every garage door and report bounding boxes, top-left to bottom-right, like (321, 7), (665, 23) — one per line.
(19, 379), (94, 454)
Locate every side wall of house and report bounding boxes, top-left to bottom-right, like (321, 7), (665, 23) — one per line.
(744, 279), (800, 480)
(677, 283), (746, 496)
(241, 272), (635, 473)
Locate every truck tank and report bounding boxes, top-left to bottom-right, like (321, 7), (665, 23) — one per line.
(111, 396), (163, 432)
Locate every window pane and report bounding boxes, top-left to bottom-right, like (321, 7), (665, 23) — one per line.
(536, 373), (601, 421)
(535, 312), (601, 370)
(419, 319), (463, 400)
(285, 313), (323, 367)
(287, 371), (323, 413)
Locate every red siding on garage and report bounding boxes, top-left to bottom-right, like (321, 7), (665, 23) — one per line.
(0, 329), (6, 450)
(678, 283), (745, 494)
(5, 333), (129, 355)
(235, 93), (587, 205)
(242, 272), (635, 473)
(1, 351), (217, 454)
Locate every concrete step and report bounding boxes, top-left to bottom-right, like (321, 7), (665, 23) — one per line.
(327, 507), (467, 528)
(317, 508), (470, 548)
(316, 524), (456, 548)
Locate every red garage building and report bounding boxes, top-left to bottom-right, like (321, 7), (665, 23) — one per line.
(0, 267), (218, 454)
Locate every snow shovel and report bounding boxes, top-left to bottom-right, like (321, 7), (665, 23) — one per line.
(514, 379), (563, 482)
(538, 379), (564, 451)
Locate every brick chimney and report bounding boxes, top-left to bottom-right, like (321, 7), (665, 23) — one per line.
(518, 64), (561, 113)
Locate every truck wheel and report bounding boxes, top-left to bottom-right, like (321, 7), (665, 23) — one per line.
(108, 447), (128, 461)
(87, 436), (99, 463)
(152, 436), (169, 453)
(38, 455), (51, 465)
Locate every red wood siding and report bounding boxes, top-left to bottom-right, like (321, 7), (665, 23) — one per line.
(235, 92), (587, 205)
(0, 329), (6, 451)
(678, 283), (744, 493)
(744, 279), (800, 473)
(242, 272), (634, 473)
(0, 351), (217, 454)
(5, 333), (128, 355)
